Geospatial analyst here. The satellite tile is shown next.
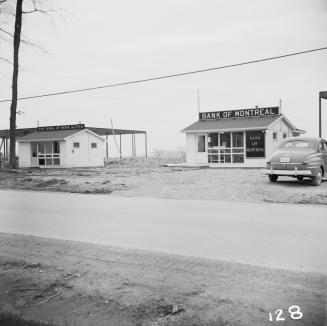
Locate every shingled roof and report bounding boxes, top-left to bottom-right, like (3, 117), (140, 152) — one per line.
(17, 129), (83, 142)
(181, 115), (304, 133)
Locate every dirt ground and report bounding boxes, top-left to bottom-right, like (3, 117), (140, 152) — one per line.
(0, 157), (326, 205)
(0, 233), (326, 326)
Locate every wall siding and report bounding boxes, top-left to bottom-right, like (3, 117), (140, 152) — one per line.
(64, 131), (104, 167)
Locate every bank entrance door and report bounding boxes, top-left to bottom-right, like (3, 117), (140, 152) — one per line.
(207, 132), (245, 164)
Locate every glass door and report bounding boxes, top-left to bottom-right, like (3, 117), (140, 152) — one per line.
(219, 132), (231, 163)
(231, 132), (244, 163)
(208, 133), (219, 163)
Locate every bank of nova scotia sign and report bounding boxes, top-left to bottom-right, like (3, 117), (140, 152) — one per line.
(37, 124), (85, 132)
(199, 107), (280, 120)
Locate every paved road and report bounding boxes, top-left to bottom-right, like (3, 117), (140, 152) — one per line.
(0, 190), (326, 273)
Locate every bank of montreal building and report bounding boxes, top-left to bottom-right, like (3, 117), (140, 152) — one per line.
(181, 107), (305, 168)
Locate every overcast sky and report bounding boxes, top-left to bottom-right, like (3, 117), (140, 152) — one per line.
(1, 0), (327, 155)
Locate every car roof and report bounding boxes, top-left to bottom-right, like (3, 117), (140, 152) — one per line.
(279, 137), (327, 149)
(282, 136), (326, 142)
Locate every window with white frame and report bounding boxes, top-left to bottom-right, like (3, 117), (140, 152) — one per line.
(33, 141), (60, 166)
(207, 132), (245, 164)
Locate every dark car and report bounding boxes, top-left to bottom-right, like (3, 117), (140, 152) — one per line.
(264, 137), (327, 186)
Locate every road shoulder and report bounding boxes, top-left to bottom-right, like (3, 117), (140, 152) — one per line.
(0, 233), (325, 326)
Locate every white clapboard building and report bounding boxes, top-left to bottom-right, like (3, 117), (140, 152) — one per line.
(18, 125), (105, 168)
(181, 106), (305, 168)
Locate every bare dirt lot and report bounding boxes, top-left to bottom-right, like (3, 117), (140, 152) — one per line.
(0, 233), (326, 326)
(0, 158), (326, 205)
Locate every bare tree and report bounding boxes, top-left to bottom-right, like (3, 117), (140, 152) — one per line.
(0, 0), (56, 168)
(8, 0), (23, 168)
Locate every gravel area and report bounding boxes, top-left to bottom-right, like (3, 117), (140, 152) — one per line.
(0, 233), (326, 326)
(0, 158), (326, 205)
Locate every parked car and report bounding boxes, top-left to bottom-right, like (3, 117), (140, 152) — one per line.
(264, 137), (327, 186)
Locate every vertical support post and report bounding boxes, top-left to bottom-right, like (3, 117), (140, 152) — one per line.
(106, 133), (108, 159)
(5, 137), (8, 158)
(134, 134), (136, 157)
(2, 137), (4, 158)
(131, 134), (133, 157)
(119, 134), (122, 159)
(6, 130), (9, 158)
(319, 93), (322, 138)
(131, 134), (134, 157)
(0, 138), (4, 152)
(145, 132), (148, 158)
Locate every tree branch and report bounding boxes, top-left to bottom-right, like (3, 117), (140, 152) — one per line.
(22, 0), (55, 15)
(22, 8), (55, 14)
(0, 26), (13, 38)
(0, 26), (46, 51)
(0, 57), (13, 65)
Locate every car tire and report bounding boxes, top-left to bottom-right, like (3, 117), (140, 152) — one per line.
(312, 168), (322, 186)
(297, 176), (304, 181)
(269, 175), (278, 182)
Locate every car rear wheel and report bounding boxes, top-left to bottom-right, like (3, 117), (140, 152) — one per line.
(297, 176), (304, 181)
(312, 168), (322, 186)
(269, 175), (278, 182)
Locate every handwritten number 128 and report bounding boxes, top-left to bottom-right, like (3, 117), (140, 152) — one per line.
(269, 306), (303, 321)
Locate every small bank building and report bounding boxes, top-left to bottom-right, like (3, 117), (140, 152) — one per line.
(182, 106), (305, 167)
(0, 123), (147, 168)
(18, 126), (105, 168)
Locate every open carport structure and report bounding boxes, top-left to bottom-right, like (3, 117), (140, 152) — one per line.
(0, 125), (147, 164)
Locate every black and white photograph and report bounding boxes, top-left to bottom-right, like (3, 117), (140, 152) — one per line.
(0, 0), (326, 325)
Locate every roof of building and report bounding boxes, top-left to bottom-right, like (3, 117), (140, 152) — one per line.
(17, 129), (82, 142)
(0, 126), (146, 138)
(181, 115), (304, 133)
(87, 127), (146, 135)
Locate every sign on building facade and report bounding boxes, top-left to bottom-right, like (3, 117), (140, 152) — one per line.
(37, 124), (85, 132)
(246, 131), (265, 158)
(199, 107), (279, 120)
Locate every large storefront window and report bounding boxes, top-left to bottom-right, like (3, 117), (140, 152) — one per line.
(33, 141), (60, 166)
(208, 132), (244, 164)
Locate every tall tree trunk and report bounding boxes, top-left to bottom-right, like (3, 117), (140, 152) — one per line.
(9, 0), (23, 169)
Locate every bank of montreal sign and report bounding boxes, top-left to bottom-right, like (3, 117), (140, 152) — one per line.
(199, 106), (279, 120)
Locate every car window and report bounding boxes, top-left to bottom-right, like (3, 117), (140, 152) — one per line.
(281, 140), (310, 148)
